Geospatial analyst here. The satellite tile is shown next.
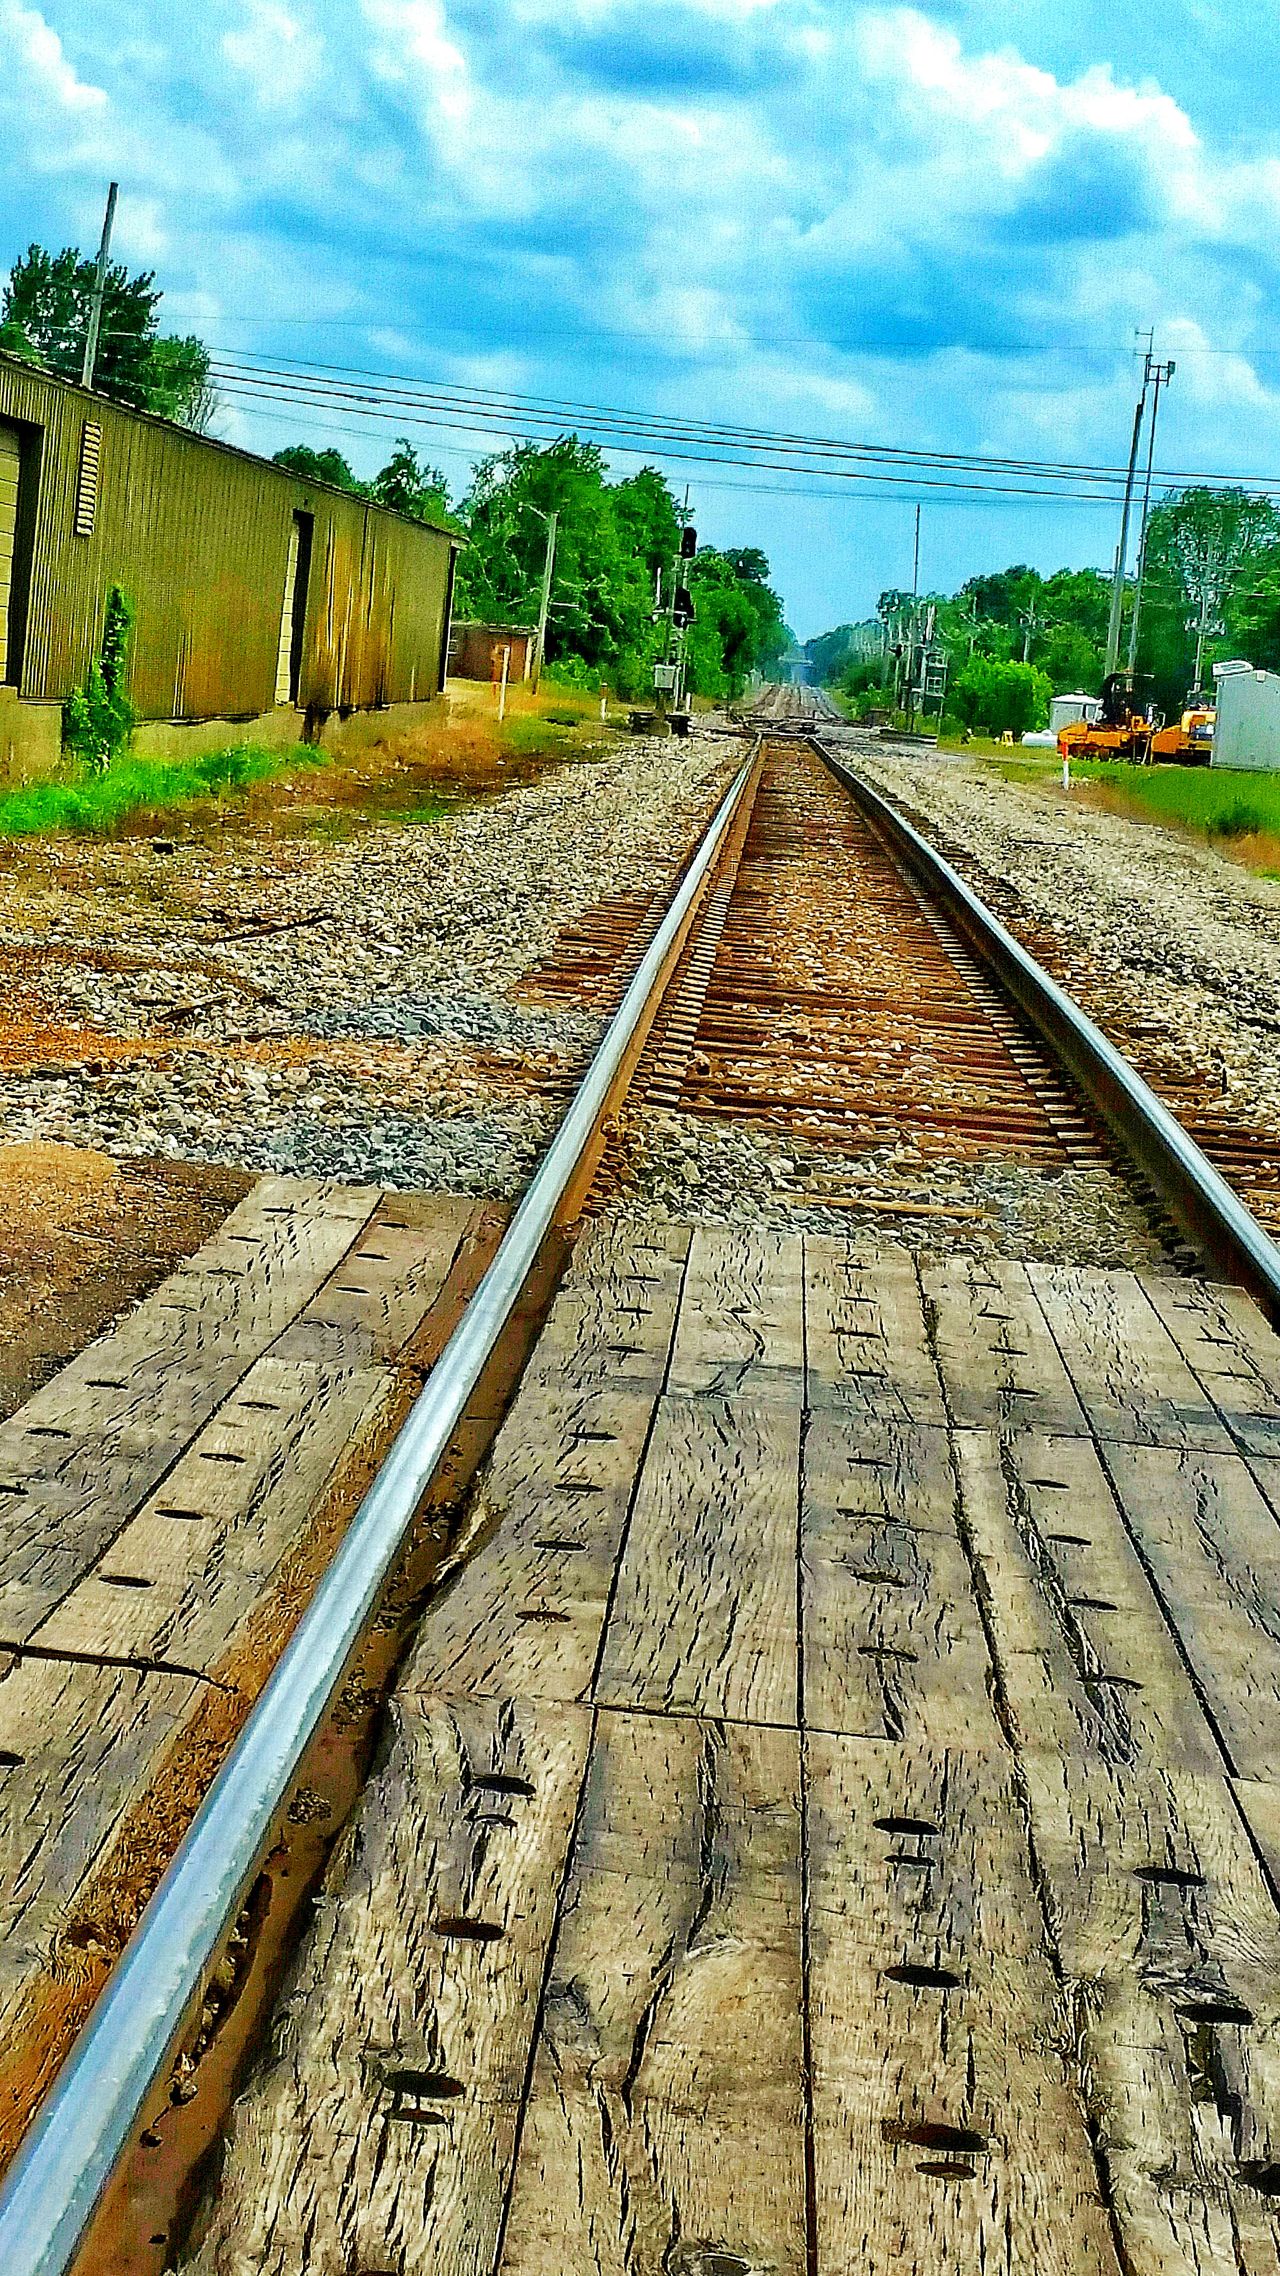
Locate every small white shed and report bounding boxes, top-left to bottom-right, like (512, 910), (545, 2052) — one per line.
(1050, 691), (1102, 734)
(1211, 666), (1280, 771)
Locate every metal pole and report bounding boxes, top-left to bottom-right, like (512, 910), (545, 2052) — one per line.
(497, 643), (510, 721)
(0, 750), (759, 2276)
(1105, 381), (1148, 675)
(531, 509), (558, 690)
(1127, 358), (1175, 675)
(80, 182), (118, 392)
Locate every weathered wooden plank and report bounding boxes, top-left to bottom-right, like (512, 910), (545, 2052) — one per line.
(1099, 1441), (1280, 1781)
(271, 1194), (487, 1368)
(519, 1222), (690, 1397)
(1028, 1266), (1232, 1451)
(403, 1385), (658, 1705)
(184, 1695), (591, 2276)
(802, 1417), (1001, 1744)
(0, 1657), (201, 2143)
(955, 1430), (1221, 1771)
(804, 1245), (945, 1423)
(807, 1732), (1122, 2275)
(666, 1223), (804, 1401)
(1020, 1751), (1280, 2273)
(29, 1356), (392, 1673)
(1140, 1275), (1280, 1460)
(595, 1394), (800, 1724)
(0, 1178), (382, 1640)
(499, 1711), (807, 2276)
(923, 1256), (1089, 1436)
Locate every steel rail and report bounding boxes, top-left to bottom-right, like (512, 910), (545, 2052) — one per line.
(817, 737), (1280, 1318)
(0, 749), (759, 2276)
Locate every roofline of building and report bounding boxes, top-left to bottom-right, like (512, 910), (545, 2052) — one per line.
(0, 344), (465, 547)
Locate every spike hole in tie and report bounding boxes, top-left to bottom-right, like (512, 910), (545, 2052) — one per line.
(1048, 1532), (1092, 1547)
(0, 1751), (23, 1769)
(883, 2119), (989, 2155)
(100, 1573), (153, 1589)
(917, 2160), (977, 2180)
(874, 1815), (939, 1838)
(1179, 2000), (1253, 2025)
(1135, 1864), (1205, 1888)
(433, 1917), (505, 1942)
(884, 1963), (961, 1990)
(470, 1772), (534, 1799)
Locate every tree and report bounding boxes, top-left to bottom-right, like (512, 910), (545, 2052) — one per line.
(370, 437), (451, 524)
(1, 241), (218, 429)
(271, 444), (368, 493)
(1138, 487), (1278, 708)
(144, 334), (216, 431)
(951, 655), (1051, 737)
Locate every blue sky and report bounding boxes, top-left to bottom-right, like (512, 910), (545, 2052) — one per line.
(5, 0), (1280, 636)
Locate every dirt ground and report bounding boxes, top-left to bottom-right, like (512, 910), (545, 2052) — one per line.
(0, 1142), (252, 1422)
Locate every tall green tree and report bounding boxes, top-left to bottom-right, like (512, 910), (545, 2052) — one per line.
(1, 242), (216, 428)
(1138, 487), (1279, 710)
(370, 437), (452, 524)
(271, 444), (368, 492)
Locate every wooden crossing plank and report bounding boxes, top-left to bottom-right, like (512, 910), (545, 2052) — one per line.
(499, 1711), (807, 2276)
(1028, 1265), (1232, 1450)
(0, 1657), (200, 2161)
(666, 1224), (804, 1400)
(594, 1393), (800, 1724)
(29, 1357), (392, 1672)
(272, 1193), (494, 1368)
(804, 1246), (945, 1423)
(1140, 1276), (1280, 1460)
(0, 1178), (381, 1640)
(954, 1430), (1222, 1770)
(1019, 1752), (1280, 2273)
(518, 1223), (690, 1397)
(802, 1417), (1001, 1744)
(806, 1732), (1122, 2275)
(923, 1256), (1089, 1436)
(403, 1385), (658, 1705)
(1099, 1442), (1280, 1781)
(184, 1695), (591, 2276)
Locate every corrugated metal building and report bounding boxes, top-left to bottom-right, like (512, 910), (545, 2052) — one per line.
(0, 348), (460, 763)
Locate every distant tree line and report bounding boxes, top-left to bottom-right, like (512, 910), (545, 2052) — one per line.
(2, 235), (790, 704)
(809, 487), (1280, 734)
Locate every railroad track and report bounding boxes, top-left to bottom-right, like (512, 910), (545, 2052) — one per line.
(7, 693), (1280, 2274)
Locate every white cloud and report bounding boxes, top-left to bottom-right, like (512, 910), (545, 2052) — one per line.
(221, 0), (322, 109)
(0, 0), (106, 112)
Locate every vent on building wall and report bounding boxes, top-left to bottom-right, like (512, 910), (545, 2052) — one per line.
(74, 422), (102, 536)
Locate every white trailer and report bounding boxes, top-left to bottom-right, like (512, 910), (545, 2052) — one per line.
(1211, 666), (1280, 771)
(1050, 691), (1102, 735)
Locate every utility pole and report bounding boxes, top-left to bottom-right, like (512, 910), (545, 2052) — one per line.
(531, 508), (558, 690)
(1127, 354), (1176, 674)
(80, 181), (119, 392)
(1105, 352), (1150, 677)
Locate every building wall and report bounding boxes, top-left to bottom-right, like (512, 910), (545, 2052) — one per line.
(448, 621), (535, 682)
(1211, 668), (1280, 772)
(0, 351), (458, 726)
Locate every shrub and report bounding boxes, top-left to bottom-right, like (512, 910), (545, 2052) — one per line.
(63, 585), (136, 773)
(951, 655), (1051, 739)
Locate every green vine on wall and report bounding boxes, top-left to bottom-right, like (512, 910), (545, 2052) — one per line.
(63, 585), (137, 774)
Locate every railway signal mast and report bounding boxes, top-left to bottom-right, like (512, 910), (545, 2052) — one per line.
(655, 519), (697, 718)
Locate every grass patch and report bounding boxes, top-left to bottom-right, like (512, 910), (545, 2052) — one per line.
(0, 743), (322, 838)
(977, 751), (1280, 875)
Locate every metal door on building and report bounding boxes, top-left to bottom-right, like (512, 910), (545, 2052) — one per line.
(0, 420), (20, 684)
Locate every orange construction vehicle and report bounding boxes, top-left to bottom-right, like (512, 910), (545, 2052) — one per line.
(1149, 698), (1215, 763)
(1056, 672), (1154, 763)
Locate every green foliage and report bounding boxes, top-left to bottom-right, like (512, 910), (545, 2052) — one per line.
(369, 438), (453, 525)
(0, 742), (320, 837)
(143, 334), (216, 431)
(63, 586), (136, 774)
(951, 654), (1051, 737)
(1, 244), (216, 428)
(272, 443), (367, 492)
(452, 437), (785, 700)
(1137, 487), (1280, 714)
